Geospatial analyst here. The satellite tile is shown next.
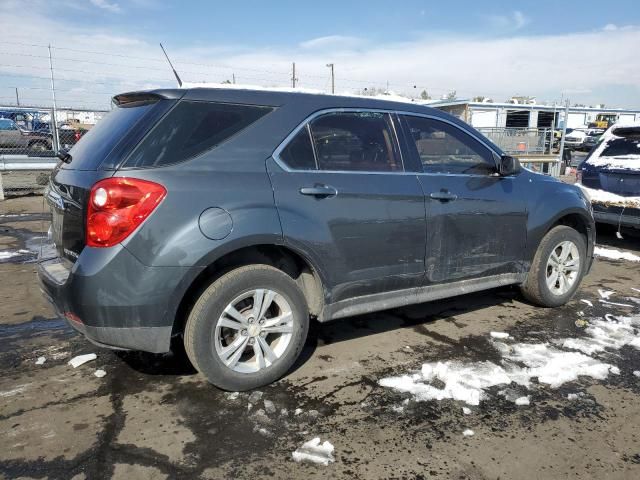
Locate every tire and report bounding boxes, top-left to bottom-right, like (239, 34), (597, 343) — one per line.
(29, 141), (49, 152)
(184, 265), (309, 391)
(520, 225), (587, 307)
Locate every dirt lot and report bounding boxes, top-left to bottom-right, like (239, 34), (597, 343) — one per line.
(1, 195), (639, 480)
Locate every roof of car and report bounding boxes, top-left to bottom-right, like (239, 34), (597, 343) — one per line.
(115, 85), (444, 117)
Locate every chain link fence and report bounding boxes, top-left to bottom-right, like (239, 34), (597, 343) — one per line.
(0, 105), (107, 197)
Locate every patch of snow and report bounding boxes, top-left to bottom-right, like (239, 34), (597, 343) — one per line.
(462, 429), (474, 437)
(0, 384), (30, 397)
(263, 399), (276, 414)
(594, 246), (640, 262)
(632, 288), (640, 294)
(633, 371), (640, 377)
(567, 392), (583, 400)
(0, 251), (21, 260)
(581, 123), (640, 171)
(599, 299), (633, 308)
(391, 405), (405, 413)
(580, 299), (594, 307)
(462, 407), (472, 415)
(292, 438), (335, 466)
(94, 369), (106, 378)
(225, 392), (239, 400)
(67, 353), (96, 368)
(294, 408), (303, 416)
(248, 390), (263, 404)
(514, 396), (530, 406)
(35, 356), (46, 365)
(598, 289), (616, 300)
(564, 314), (640, 355)
(578, 185), (640, 209)
(490, 331), (510, 339)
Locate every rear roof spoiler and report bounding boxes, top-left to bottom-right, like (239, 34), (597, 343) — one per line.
(112, 89), (185, 107)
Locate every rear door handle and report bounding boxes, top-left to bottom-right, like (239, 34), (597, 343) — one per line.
(299, 185), (338, 197)
(429, 191), (458, 202)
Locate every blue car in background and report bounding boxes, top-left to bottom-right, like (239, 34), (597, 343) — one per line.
(578, 123), (640, 229)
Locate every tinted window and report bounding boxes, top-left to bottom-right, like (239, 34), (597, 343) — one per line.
(279, 126), (317, 170)
(600, 129), (640, 158)
(126, 101), (272, 168)
(67, 101), (157, 170)
(402, 115), (496, 175)
(309, 112), (401, 172)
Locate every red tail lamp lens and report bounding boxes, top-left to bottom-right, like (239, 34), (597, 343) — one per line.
(86, 178), (166, 247)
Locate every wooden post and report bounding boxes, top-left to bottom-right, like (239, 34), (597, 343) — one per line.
(0, 172), (5, 201)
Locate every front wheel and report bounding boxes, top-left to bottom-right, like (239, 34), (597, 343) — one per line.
(520, 225), (587, 307)
(184, 265), (310, 391)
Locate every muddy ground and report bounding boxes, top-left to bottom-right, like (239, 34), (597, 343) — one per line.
(1, 195), (639, 480)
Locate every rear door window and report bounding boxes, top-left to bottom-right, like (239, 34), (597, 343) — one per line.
(308, 112), (402, 172)
(124, 101), (272, 168)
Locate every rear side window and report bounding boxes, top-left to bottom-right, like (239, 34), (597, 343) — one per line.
(402, 115), (496, 175)
(125, 101), (272, 168)
(309, 112), (402, 172)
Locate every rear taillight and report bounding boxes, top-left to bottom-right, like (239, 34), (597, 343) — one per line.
(576, 169), (582, 183)
(86, 178), (166, 248)
(74, 131), (81, 141)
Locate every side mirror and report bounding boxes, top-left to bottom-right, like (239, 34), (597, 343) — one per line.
(499, 155), (521, 176)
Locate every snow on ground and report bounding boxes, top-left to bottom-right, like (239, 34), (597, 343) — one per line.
(380, 302), (640, 406)
(577, 185), (640, 209)
(0, 249), (29, 260)
(68, 353), (97, 368)
(581, 299), (594, 307)
(490, 331), (510, 339)
(292, 438), (335, 466)
(462, 429), (474, 437)
(594, 246), (640, 262)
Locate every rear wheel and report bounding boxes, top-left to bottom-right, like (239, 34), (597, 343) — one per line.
(521, 225), (587, 307)
(184, 265), (309, 391)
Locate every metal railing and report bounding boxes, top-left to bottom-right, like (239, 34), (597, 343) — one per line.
(477, 127), (554, 155)
(0, 155), (57, 199)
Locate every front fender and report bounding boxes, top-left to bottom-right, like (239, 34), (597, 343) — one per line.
(525, 176), (595, 265)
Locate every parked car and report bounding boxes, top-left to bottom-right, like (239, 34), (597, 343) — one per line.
(578, 123), (640, 229)
(0, 118), (52, 152)
(39, 88), (595, 390)
(564, 129), (587, 150)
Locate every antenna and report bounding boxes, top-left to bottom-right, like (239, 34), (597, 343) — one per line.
(159, 43), (183, 87)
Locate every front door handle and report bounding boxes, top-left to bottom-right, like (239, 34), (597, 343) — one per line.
(299, 185), (338, 197)
(429, 191), (458, 202)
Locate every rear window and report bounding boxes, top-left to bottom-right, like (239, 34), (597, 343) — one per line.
(601, 129), (640, 157)
(66, 101), (157, 170)
(124, 101), (272, 168)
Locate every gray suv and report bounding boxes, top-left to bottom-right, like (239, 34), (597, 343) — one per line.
(39, 88), (595, 390)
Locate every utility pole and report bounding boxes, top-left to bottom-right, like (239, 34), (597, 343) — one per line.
(326, 63), (335, 94)
(558, 99), (570, 169)
(48, 44), (60, 152)
(291, 62), (297, 88)
(232, 73), (236, 84)
(15, 88), (19, 106)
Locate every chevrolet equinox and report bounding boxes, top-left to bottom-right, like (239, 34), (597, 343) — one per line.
(39, 88), (595, 390)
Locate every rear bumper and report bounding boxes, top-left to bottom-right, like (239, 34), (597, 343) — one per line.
(38, 245), (198, 354)
(593, 204), (640, 229)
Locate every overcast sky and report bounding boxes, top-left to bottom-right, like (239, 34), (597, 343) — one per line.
(0, 0), (638, 109)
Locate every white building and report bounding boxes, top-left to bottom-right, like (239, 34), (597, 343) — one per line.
(427, 99), (640, 129)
